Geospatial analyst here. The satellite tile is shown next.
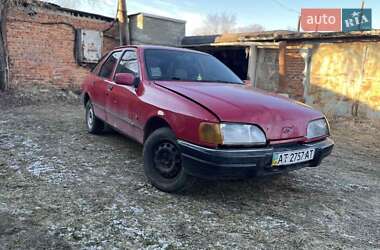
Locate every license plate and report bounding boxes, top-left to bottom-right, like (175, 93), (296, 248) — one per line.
(272, 148), (315, 167)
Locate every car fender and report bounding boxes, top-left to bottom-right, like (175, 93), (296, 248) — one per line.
(140, 83), (219, 147)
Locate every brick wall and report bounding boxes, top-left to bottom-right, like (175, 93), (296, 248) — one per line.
(285, 47), (305, 101)
(6, 6), (119, 88)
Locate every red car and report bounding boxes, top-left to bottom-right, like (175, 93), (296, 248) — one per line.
(81, 45), (334, 193)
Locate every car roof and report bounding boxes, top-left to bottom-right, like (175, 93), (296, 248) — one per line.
(114, 44), (208, 55)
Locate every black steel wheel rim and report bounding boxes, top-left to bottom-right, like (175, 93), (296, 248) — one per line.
(153, 141), (181, 178)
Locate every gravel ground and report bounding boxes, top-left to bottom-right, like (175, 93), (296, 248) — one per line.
(0, 90), (379, 249)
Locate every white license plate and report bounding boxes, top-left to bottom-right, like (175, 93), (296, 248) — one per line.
(272, 148), (315, 167)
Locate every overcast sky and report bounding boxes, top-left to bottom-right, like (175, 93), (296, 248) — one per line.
(45, 0), (380, 34)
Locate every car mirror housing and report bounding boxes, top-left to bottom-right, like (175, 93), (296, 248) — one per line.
(114, 73), (139, 87)
(244, 80), (253, 87)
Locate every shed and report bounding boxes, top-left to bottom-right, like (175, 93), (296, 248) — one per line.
(182, 30), (380, 120)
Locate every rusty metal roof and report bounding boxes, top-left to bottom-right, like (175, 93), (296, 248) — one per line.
(240, 30), (380, 42)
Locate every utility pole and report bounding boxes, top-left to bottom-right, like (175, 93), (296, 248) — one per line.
(117, 0), (130, 45)
(359, 1), (365, 30)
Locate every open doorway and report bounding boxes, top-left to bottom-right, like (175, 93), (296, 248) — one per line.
(192, 46), (249, 80)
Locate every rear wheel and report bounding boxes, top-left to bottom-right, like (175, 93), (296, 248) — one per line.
(85, 100), (104, 134)
(143, 128), (195, 193)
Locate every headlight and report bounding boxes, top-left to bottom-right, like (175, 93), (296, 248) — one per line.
(307, 118), (329, 139)
(199, 122), (266, 146)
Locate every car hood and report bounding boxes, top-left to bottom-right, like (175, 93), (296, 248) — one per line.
(155, 81), (324, 141)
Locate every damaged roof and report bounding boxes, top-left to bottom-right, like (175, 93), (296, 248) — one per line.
(23, 0), (114, 21)
(183, 29), (380, 46)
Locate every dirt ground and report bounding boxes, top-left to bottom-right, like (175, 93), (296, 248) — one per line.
(0, 88), (379, 249)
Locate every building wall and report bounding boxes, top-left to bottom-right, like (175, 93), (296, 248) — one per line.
(129, 14), (185, 46)
(6, 6), (119, 88)
(280, 41), (380, 120)
(305, 42), (380, 119)
(255, 48), (279, 92)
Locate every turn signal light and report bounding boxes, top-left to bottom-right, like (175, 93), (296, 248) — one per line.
(198, 122), (223, 145)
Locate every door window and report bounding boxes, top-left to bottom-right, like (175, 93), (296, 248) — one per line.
(115, 50), (139, 76)
(99, 51), (122, 79)
(91, 53), (109, 74)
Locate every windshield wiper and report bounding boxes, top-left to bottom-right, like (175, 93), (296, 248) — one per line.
(200, 80), (243, 85)
(167, 78), (242, 85)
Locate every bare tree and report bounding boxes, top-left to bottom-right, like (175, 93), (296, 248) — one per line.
(52, 0), (95, 8)
(234, 24), (265, 33)
(193, 12), (237, 35)
(46, 0), (115, 17)
(193, 12), (264, 35)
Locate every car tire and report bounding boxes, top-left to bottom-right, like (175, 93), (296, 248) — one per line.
(85, 100), (104, 134)
(143, 127), (195, 193)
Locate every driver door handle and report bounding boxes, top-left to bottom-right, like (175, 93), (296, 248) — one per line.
(107, 85), (113, 91)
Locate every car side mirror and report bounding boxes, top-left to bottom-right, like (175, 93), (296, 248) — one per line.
(244, 80), (253, 87)
(114, 73), (139, 87)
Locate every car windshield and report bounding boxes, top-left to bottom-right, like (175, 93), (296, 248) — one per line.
(144, 49), (243, 84)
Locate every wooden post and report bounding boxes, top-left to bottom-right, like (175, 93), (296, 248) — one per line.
(359, 1), (365, 30)
(117, 0), (130, 45)
(247, 46), (257, 87)
(297, 15), (301, 32)
(0, 2), (8, 91)
(278, 41), (287, 93)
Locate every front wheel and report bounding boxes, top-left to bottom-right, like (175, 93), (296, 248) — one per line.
(143, 128), (195, 193)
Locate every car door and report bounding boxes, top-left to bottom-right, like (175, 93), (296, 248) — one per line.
(93, 51), (122, 121)
(106, 49), (143, 140)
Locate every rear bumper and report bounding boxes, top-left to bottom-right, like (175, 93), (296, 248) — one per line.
(178, 138), (334, 179)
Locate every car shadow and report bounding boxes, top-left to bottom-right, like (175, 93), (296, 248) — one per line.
(94, 124), (322, 201)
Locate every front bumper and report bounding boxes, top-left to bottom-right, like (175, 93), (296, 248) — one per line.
(178, 138), (334, 179)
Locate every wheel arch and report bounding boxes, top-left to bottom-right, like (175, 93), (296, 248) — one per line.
(83, 92), (90, 107)
(144, 116), (173, 142)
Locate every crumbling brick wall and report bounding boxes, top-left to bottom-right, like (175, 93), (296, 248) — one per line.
(6, 5), (119, 88)
(285, 46), (305, 101)
(282, 40), (380, 119)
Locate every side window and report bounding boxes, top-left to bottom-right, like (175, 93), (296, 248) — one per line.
(115, 50), (139, 76)
(99, 51), (122, 79)
(91, 53), (109, 74)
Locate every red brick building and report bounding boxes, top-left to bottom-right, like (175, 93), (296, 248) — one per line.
(1, 1), (186, 90)
(4, 2), (119, 88)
